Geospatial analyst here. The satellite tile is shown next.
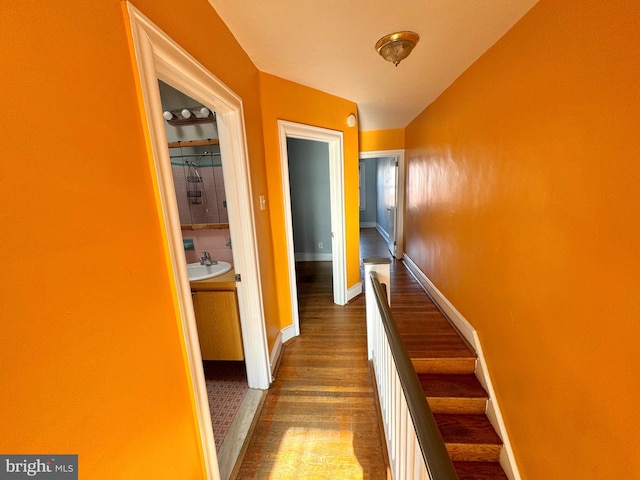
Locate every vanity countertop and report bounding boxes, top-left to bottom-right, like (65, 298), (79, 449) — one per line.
(189, 268), (236, 291)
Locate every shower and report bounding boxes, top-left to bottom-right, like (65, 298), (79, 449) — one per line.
(168, 147), (227, 225)
(185, 159), (207, 208)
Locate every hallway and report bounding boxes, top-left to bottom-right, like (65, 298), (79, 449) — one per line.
(232, 229), (392, 478)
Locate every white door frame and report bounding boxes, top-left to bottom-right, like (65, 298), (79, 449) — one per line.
(125, 4), (272, 478)
(278, 121), (347, 336)
(359, 149), (405, 258)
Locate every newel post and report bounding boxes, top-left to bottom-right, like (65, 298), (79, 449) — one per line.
(363, 257), (391, 360)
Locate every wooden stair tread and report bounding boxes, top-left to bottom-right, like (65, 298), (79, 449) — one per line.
(434, 414), (502, 462)
(393, 306), (477, 375)
(419, 373), (488, 414)
(411, 357), (476, 375)
(434, 414), (502, 445)
(453, 461), (509, 479)
(391, 302), (475, 356)
(404, 342), (476, 357)
(418, 373), (487, 398)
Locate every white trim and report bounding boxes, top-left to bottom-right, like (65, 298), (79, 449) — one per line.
(347, 282), (363, 302)
(124, 5), (272, 478)
(359, 222), (377, 228)
(359, 149), (405, 259)
(269, 325), (296, 377)
(281, 324), (297, 344)
(402, 255), (475, 343)
(376, 223), (391, 244)
(402, 254), (520, 480)
(278, 128), (300, 337)
(359, 162), (366, 210)
(269, 332), (283, 377)
(278, 121), (349, 339)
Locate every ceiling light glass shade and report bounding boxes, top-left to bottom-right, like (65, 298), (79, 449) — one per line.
(163, 107), (215, 125)
(375, 31), (419, 66)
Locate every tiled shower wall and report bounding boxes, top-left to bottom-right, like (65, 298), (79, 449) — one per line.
(183, 228), (233, 264)
(172, 163), (228, 225)
(171, 160), (232, 265)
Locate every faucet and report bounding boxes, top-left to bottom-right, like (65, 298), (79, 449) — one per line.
(199, 251), (217, 266)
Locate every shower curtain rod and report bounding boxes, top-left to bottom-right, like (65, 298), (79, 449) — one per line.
(169, 152), (222, 159)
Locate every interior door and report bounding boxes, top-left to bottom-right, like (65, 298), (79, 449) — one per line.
(388, 160), (398, 256)
(379, 156), (397, 257)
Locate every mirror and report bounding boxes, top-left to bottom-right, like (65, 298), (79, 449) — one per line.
(158, 80), (228, 228)
(159, 80), (232, 265)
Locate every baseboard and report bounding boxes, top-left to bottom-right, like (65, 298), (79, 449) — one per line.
(281, 324), (296, 344)
(347, 282), (363, 302)
(294, 252), (333, 261)
(360, 222), (376, 228)
(376, 224), (390, 243)
(269, 331), (283, 378)
(270, 325), (296, 378)
(402, 254), (521, 480)
(402, 255), (476, 345)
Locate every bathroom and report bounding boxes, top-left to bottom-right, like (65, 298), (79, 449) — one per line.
(159, 80), (233, 264)
(159, 80), (254, 478)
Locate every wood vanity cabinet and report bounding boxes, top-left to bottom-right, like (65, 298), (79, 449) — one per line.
(190, 272), (244, 361)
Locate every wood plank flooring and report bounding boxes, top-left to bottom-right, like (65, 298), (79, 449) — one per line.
(233, 255), (389, 478)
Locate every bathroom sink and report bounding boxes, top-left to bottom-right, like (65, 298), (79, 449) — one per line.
(187, 261), (232, 281)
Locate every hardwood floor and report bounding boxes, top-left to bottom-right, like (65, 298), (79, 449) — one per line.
(233, 231), (391, 479)
(233, 261), (388, 479)
(233, 228), (508, 479)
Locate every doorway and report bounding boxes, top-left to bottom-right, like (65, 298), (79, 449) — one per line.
(158, 81), (251, 462)
(287, 138), (332, 263)
(278, 120), (347, 339)
(359, 150), (405, 259)
(125, 4), (271, 478)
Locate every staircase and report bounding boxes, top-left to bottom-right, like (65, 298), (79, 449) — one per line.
(389, 268), (509, 479)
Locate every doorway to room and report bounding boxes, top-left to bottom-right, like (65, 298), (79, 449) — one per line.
(125, 4), (271, 478)
(359, 149), (406, 259)
(278, 120), (347, 340)
(286, 138), (331, 332)
(158, 81), (252, 473)
(287, 138), (332, 264)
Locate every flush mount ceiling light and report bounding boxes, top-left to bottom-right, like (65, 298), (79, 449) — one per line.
(375, 31), (419, 67)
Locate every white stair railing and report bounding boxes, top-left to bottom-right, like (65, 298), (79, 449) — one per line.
(364, 258), (458, 480)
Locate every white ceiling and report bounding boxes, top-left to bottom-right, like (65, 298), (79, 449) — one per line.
(208, 0), (538, 131)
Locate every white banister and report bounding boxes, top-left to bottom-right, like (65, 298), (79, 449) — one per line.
(364, 258), (391, 361)
(363, 259), (457, 480)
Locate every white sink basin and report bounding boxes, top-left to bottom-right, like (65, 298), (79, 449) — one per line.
(187, 261), (232, 281)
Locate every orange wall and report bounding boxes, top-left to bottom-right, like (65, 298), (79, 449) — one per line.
(0, 0), (276, 477)
(258, 72), (360, 338)
(359, 129), (405, 152)
(404, 0), (640, 477)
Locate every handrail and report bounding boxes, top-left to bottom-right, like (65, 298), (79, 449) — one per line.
(370, 271), (458, 480)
